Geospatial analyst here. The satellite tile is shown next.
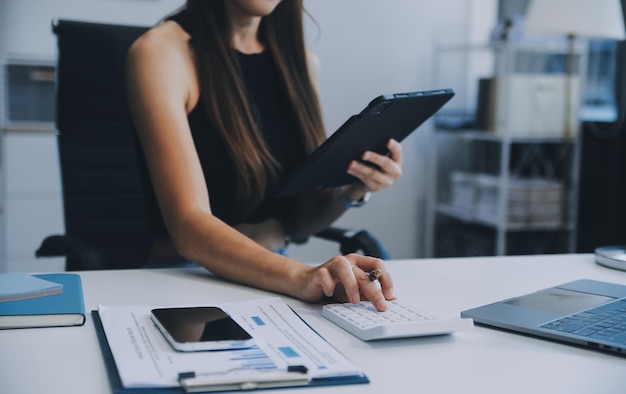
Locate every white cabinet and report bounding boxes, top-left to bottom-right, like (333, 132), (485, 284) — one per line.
(1, 128), (65, 272)
(1, 59), (65, 272)
(426, 42), (584, 257)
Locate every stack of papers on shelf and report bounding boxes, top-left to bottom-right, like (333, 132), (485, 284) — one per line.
(93, 297), (368, 393)
(449, 172), (564, 228)
(507, 179), (563, 227)
(449, 171), (479, 219)
(475, 176), (563, 227)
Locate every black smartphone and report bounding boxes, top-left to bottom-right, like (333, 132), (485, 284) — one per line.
(150, 306), (254, 352)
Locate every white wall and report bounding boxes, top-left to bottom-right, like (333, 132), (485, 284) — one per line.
(291, 0), (497, 261)
(0, 0), (184, 273)
(0, 0), (497, 266)
(1, 0), (185, 59)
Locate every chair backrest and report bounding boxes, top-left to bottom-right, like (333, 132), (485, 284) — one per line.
(50, 20), (390, 269)
(53, 20), (152, 270)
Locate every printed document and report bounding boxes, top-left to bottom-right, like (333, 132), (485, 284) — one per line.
(98, 297), (363, 388)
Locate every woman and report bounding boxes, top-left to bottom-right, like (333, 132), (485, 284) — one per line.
(126, 0), (402, 311)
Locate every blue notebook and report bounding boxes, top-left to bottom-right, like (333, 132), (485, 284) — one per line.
(0, 273), (86, 329)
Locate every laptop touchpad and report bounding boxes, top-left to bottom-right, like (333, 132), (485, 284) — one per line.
(505, 288), (615, 315)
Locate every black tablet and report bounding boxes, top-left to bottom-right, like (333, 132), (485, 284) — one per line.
(276, 88), (454, 197)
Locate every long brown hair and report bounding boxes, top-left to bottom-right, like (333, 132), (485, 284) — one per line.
(185, 0), (326, 212)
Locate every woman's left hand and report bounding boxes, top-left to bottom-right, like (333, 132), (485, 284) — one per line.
(347, 138), (403, 191)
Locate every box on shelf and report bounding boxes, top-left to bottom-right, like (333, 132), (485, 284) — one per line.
(478, 74), (581, 137)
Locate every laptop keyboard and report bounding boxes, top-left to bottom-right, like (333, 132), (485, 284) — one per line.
(540, 299), (626, 344)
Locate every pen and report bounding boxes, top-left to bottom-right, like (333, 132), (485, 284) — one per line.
(178, 366), (309, 393)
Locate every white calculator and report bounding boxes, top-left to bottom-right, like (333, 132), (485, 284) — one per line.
(322, 299), (473, 341)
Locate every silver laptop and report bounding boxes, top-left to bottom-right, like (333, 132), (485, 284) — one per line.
(461, 279), (626, 356)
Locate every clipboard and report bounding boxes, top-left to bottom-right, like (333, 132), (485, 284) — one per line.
(276, 88), (454, 197)
(92, 308), (369, 393)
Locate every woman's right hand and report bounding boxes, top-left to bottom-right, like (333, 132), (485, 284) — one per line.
(296, 254), (395, 311)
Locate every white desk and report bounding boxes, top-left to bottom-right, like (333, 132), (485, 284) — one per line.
(2, 254), (626, 393)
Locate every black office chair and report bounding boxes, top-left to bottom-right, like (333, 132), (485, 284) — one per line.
(36, 19), (389, 271)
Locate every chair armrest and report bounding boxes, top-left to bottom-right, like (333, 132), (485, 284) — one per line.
(36, 235), (107, 270)
(314, 227), (390, 259)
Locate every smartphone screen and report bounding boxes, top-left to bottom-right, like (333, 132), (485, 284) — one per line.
(151, 306), (254, 351)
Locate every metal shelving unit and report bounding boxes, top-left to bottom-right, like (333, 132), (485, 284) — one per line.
(425, 41), (585, 257)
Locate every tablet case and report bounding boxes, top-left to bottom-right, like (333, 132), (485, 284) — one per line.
(276, 89), (454, 197)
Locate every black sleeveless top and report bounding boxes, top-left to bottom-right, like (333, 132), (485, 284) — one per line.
(138, 10), (305, 237)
